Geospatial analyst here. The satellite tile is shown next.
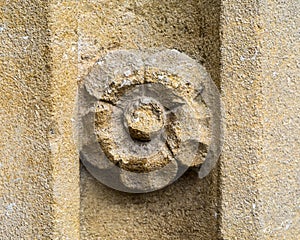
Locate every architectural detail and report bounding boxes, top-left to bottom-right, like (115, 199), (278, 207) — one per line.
(78, 49), (222, 192)
(1, 1), (298, 238)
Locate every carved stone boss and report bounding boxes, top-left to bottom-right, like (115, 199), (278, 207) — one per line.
(77, 49), (223, 193)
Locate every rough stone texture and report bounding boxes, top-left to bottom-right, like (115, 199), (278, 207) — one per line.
(0, 0), (298, 239)
(219, 1), (263, 238)
(79, 49), (218, 193)
(78, 0), (221, 239)
(0, 1), (79, 239)
(258, 1), (300, 238)
(48, 1), (80, 238)
(124, 98), (165, 142)
(80, 167), (220, 240)
(0, 2), (54, 238)
(219, 0), (299, 239)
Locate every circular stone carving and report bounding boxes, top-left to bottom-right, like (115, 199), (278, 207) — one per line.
(77, 49), (223, 193)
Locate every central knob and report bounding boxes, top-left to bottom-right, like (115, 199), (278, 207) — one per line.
(124, 97), (165, 141)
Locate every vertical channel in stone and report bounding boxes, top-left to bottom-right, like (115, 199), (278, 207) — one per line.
(78, 1), (222, 239)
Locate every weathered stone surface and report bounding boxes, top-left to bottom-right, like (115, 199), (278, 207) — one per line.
(78, 49), (220, 193)
(0, 1), (79, 239)
(219, 0), (299, 239)
(124, 98), (165, 142)
(78, 1), (222, 238)
(0, 0), (298, 239)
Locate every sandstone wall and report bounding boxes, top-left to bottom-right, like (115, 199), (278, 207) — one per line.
(0, 0), (298, 239)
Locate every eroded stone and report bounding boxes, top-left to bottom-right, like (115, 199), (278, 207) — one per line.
(78, 49), (221, 192)
(124, 97), (165, 141)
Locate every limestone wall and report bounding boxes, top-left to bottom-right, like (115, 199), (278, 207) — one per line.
(0, 0), (298, 239)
